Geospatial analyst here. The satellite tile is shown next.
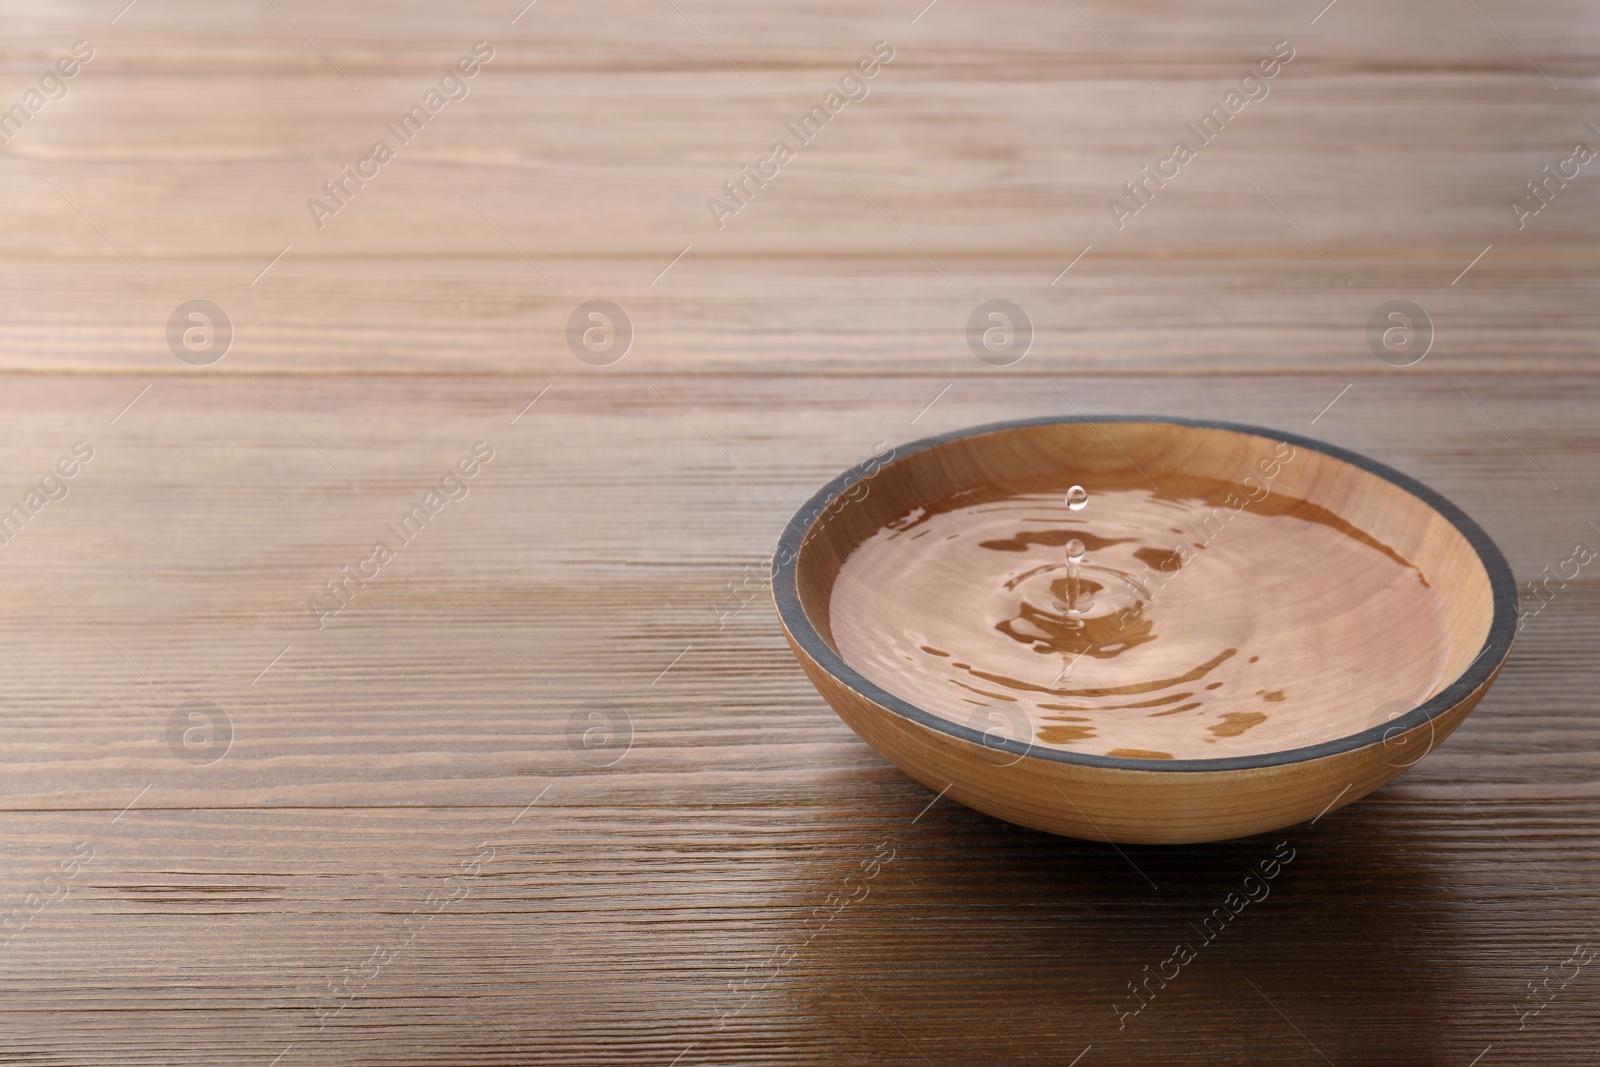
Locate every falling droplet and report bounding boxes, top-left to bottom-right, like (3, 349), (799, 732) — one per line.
(1065, 485), (1088, 511)
(1063, 537), (1087, 618)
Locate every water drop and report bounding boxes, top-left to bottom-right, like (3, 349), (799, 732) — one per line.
(1063, 537), (1089, 618)
(1065, 485), (1088, 511)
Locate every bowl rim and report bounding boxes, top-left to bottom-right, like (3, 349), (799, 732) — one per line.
(772, 415), (1518, 773)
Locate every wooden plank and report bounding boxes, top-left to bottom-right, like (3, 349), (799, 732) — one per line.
(0, 255), (1595, 375)
(0, 3), (1596, 374)
(0, 373), (1594, 813)
(0, 801), (1596, 1064)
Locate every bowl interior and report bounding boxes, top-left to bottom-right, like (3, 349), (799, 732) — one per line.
(788, 419), (1504, 764)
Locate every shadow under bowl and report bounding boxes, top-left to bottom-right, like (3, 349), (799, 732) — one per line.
(773, 417), (1516, 844)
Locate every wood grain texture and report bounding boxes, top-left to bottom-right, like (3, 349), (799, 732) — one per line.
(1, 0), (1597, 1062)
(0, 0), (1598, 375)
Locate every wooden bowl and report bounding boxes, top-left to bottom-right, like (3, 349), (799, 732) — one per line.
(773, 417), (1516, 844)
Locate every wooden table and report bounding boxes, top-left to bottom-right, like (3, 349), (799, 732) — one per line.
(2, 1), (1597, 1063)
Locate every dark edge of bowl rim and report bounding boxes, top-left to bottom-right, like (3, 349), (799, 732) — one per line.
(771, 414), (1519, 774)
